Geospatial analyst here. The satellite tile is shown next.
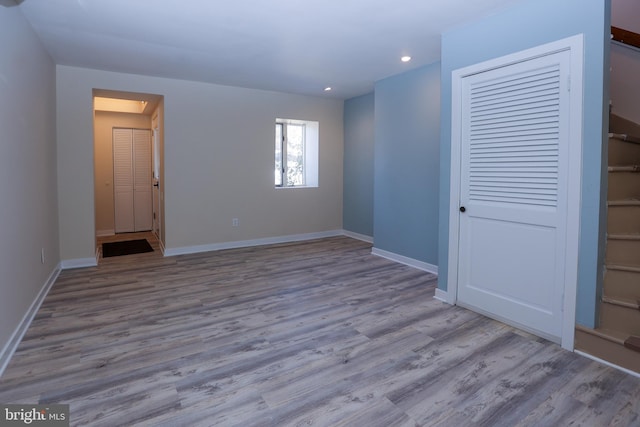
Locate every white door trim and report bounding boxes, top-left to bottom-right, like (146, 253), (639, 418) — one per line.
(447, 34), (584, 351)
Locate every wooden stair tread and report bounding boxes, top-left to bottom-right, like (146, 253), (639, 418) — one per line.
(575, 327), (640, 374)
(576, 324), (627, 344)
(609, 133), (640, 144)
(608, 233), (640, 240)
(608, 199), (640, 206)
(577, 326), (640, 354)
(609, 165), (640, 172)
(625, 336), (640, 352)
(602, 295), (640, 310)
(607, 264), (640, 273)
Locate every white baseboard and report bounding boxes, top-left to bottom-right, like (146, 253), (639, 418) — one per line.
(96, 229), (115, 237)
(575, 350), (640, 379)
(61, 257), (98, 269)
(371, 247), (438, 275)
(434, 288), (454, 304)
(342, 230), (373, 243)
(164, 230), (344, 257)
(0, 263), (61, 378)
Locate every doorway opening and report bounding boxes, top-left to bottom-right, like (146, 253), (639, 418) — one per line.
(92, 89), (165, 259)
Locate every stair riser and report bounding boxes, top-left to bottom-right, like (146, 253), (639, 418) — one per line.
(600, 302), (640, 336)
(605, 269), (640, 300)
(608, 206), (640, 234)
(606, 239), (640, 267)
(575, 329), (640, 374)
(608, 172), (640, 200)
(609, 138), (640, 166)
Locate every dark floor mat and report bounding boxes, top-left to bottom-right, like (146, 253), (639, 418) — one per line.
(102, 239), (153, 258)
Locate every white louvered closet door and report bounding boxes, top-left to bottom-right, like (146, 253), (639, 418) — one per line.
(457, 48), (571, 341)
(133, 129), (152, 232)
(113, 128), (152, 233)
(113, 129), (135, 233)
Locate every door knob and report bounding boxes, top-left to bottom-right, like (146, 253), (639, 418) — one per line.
(460, 206), (466, 213)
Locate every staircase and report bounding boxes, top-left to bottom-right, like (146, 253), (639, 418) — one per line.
(575, 113), (640, 373)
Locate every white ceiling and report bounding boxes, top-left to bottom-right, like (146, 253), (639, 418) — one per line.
(17, 0), (524, 99)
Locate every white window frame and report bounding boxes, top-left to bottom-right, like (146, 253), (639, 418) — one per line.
(275, 118), (319, 188)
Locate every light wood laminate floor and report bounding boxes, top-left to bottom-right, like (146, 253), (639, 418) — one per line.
(1, 236), (639, 426)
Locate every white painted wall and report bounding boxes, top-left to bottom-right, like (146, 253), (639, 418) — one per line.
(0, 7), (59, 360)
(57, 66), (344, 259)
(610, 0), (640, 125)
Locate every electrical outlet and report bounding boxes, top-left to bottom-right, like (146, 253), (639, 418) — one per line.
(232, 218), (239, 227)
(41, 248), (45, 264)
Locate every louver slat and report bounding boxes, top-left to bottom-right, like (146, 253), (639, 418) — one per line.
(468, 64), (561, 207)
(113, 130), (133, 188)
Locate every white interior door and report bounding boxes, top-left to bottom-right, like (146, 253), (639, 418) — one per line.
(113, 128), (152, 233)
(133, 129), (152, 232)
(453, 39), (582, 344)
(113, 128), (134, 233)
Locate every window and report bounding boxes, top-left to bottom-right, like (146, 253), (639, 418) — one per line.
(275, 118), (318, 188)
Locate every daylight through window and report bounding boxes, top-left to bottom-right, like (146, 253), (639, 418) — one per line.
(275, 119), (318, 188)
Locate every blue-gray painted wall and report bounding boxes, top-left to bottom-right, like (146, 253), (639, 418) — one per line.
(437, 0), (610, 327)
(343, 93), (375, 237)
(373, 63), (440, 264)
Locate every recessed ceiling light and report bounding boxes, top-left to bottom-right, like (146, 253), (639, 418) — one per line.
(401, 56), (412, 63)
(324, 87), (332, 92)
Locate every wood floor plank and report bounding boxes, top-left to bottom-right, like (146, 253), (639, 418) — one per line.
(260, 326), (428, 408)
(457, 346), (585, 426)
(0, 234), (638, 426)
(67, 379), (180, 427)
